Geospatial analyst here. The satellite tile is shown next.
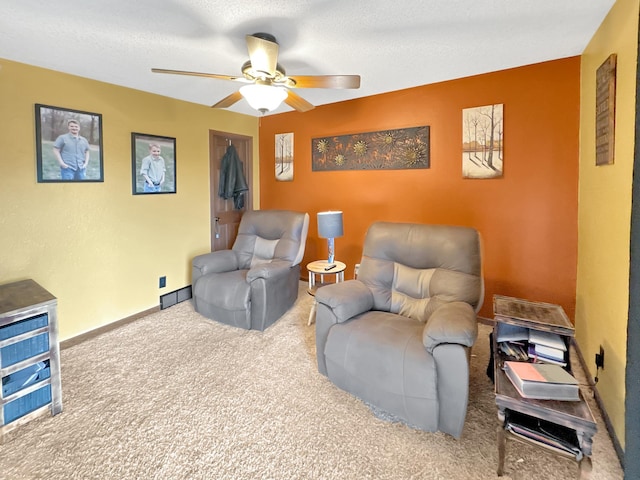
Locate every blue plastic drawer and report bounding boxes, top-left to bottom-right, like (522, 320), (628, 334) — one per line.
(3, 384), (51, 425)
(0, 314), (48, 341)
(0, 333), (49, 368)
(2, 361), (50, 397)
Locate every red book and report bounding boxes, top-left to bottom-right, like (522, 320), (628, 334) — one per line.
(504, 361), (579, 401)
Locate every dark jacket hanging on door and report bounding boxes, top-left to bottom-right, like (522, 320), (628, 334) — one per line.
(218, 144), (249, 209)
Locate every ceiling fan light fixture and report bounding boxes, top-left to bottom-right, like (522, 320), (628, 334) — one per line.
(239, 84), (287, 113)
(153, 32), (359, 113)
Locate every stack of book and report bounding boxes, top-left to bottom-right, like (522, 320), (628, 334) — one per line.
(496, 323), (567, 366)
(528, 329), (567, 366)
(503, 360), (579, 401)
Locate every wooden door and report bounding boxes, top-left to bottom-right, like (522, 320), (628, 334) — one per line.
(209, 131), (253, 251)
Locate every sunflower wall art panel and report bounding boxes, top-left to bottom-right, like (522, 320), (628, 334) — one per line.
(311, 126), (430, 171)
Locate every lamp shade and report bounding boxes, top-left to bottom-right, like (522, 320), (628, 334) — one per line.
(317, 211), (343, 239)
(239, 84), (288, 113)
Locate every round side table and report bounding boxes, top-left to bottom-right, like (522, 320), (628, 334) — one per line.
(306, 260), (346, 326)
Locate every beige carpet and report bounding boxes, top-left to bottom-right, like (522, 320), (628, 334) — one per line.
(0, 283), (623, 479)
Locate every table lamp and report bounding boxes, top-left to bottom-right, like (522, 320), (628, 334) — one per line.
(317, 211), (343, 264)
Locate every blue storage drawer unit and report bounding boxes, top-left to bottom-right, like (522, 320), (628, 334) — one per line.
(0, 313), (48, 340)
(0, 280), (62, 438)
(3, 384), (52, 424)
(0, 333), (49, 368)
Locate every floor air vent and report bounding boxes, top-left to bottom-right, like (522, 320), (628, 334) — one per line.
(160, 285), (192, 310)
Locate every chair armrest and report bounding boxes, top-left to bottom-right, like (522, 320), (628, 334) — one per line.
(422, 301), (478, 354)
(193, 250), (238, 276)
(315, 280), (374, 323)
(247, 260), (292, 281)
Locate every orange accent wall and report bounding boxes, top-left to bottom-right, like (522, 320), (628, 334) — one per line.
(259, 58), (580, 320)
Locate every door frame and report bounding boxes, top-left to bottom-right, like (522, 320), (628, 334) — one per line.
(209, 130), (253, 251)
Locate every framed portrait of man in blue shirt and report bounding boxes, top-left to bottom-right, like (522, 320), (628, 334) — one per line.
(35, 104), (104, 183)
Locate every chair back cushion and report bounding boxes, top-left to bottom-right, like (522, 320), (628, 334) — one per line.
(233, 210), (309, 268)
(358, 222), (483, 321)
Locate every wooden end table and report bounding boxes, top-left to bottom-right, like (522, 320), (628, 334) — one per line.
(492, 295), (597, 479)
(306, 260), (346, 326)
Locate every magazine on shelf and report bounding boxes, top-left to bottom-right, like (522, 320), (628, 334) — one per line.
(496, 322), (568, 366)
(496, 323), (567, 352)
(495, 323), (529, 343)
(503, 361), (579, 401)
(500, 342), (528, 361)
(505, 410), (583, 460)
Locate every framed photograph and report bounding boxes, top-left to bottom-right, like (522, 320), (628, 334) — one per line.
(462, 103), (504, 179)
(131, 132), (176, 195)
(596, 53), (616, 166)
(275, 132), (294, 181)
(35, 104), (104, 182)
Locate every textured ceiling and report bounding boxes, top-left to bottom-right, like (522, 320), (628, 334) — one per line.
(1, 0), (615, 117)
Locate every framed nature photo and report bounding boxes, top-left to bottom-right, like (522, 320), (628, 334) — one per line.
(35, 104), (104, 182)
(462, 103), (503, 179)
(275, 132), (294, 181)
(131, 132), (176, 195)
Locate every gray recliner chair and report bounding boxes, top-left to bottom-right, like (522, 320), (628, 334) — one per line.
(192, 210), (309, 331)
(315, 222), (483, 438)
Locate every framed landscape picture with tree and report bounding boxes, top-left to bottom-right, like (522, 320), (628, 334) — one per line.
(462, 104), (504, 179)
(275, 132), (293, 181)
(35, 104), (104, 183)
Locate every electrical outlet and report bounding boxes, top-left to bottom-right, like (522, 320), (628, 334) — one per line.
(159, 276), (166, 288)
(595, 345), (605, 369)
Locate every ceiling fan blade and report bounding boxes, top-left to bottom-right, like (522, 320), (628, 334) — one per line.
(284, 90), (315, 113)
(211, 90), (244, 109)
(287, 74), (361, 89)
(151, 68), (248, 83)
(246, 34), (278, 77)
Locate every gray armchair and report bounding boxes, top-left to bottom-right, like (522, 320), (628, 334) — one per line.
(192, 210), (309, 331)
(315, 222), (483, 438)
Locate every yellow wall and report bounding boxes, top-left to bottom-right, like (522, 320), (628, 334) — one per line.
(577, 0), (639, 449)
(0, 59), (258, 340)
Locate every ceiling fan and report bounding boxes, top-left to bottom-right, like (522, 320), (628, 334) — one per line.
(152, 32), (361, 114)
